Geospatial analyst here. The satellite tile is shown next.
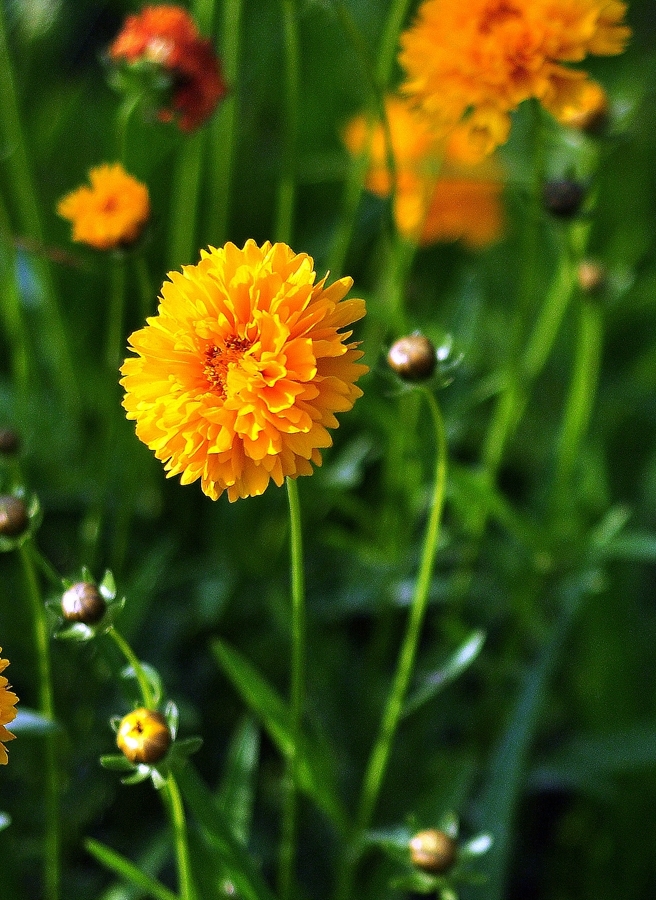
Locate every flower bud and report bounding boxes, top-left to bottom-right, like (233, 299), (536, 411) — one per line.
(61, 582), (107, 625)
(543, 179), (586, 218)
(116, 708), (172, 765)
(0, 429), (20, 456)
(576, 259), (607, 294)
(388, 334), (436, 381)
(409, 828), (457, 874)
(0, 495), (29, 538)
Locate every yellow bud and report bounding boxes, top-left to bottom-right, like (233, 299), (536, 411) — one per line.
(409, 828), (457, 874)
(116, 708), (171, 765)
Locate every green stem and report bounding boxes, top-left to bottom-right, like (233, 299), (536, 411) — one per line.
(274, 0), (300, 245)
(135, 253), (155, 323)
(162, 772), (197, 900)
(552, 298), (603, 502)
(0, 190), (30, 401)
(0, 1), (78, 410)
(116, 93), (142, 165)
(206, 0), (243, 246)
(327, 0), (414, 275)
(20, 541), (59, 900)
(28, 543), (67, 590)
(106, 626), (155, 710)
(168, 131), (206, 270)
(278, 477), (306, 900)
(336, 390), (447, 900)
(106, 255), (127, 373)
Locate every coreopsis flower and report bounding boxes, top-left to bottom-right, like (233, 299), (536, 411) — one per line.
(57, 164), (150, 251)
(109, 5), (227, 131)
(343, 96), (504, 248)
(0, 649), (18, 765)
(399, 0), (631, 159)
(121, 241), (367, 501)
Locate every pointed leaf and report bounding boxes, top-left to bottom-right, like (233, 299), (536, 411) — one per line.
(100, 754), (136, 772)
(11, 707), (59, 734)
(212, 640), (347, 832)
(0, 812), (10, 831)
(176, 763), (278, 900)
(85, 838), (178, 900)
(217, 717), (260, 844)
(403, 630), (485, 719)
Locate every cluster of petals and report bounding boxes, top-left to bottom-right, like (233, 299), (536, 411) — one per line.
(0, 648), (18, 765)
(57, 163), (150, 251)
(343, 96), (504, 248)
(121, 240), (368, 501)
(109, 4), (227, 131)
(399, 0), (630, 160)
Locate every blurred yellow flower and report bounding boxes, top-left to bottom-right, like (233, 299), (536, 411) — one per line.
(0, 648), (18, 765)
(58, 164), (150, 251)
(343, 96), (504, 248)
(399, 0), (630, 159)
(121, 241), (367, 501)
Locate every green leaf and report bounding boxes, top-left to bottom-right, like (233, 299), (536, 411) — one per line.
(10, 707), (59, 734)
(85, 838), (178, 900)
(603, 531), (656, 563)
(120, 662), (162, 707)
(212, 640), (347, 832)
(100, 754), (136, 772)
(176, 763), (278, 900)
(403, 630), (486, 718)
(217, 716), (260, 844)
(0, 811), (10, 831)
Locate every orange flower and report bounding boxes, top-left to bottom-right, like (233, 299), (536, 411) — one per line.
(109, 5), (227, 131)
(0, 648), (18, 765)
(399, 0), (630, 158)
(121, 241), (367, 501)
(343, 96), (504, 248)
(58, 164), (150, 251)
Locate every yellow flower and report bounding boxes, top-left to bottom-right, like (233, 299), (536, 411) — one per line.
(0, 648), (18, 765)
(399, 0), (630, 158)
(58, 163), (150, 251)
(343, 95), (504, 248)
(121, 241), (367, 501)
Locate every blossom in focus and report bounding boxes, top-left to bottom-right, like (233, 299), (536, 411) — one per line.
(57, 164), (150, 251)
(399, 0), (630, 159)
(121, 240), (368, 501)
(109, 5), (227, 131)
(0, 648), (18, 765)
(343, 96), (504, 248)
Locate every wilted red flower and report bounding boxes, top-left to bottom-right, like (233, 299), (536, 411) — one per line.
(109, 5), (227, 131)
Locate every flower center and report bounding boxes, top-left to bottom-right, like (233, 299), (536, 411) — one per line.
(203, 336), (253, 397)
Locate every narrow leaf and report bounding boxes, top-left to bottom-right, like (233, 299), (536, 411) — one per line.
(85, 838), (178, 900)
(176, 763), (278, 900)
(10, 707), (59, 734)
(212, 640), (347, 832)
(217, 716), (260, 844)
(403, 630), (485, 718)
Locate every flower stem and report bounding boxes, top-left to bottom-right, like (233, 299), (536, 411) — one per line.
(162, 772), (197, 900)
(168, 130), (206, 270)
(336, 390), (447, 900)
(206, 0), (243, 246)
(278, 476), (306, 900)
(0, 0), (78, 411)
(328, 0), (414, 275)
(106, 626), (155, 710)
(134, 253), (154, 323)
(20, 540), (59, 900)
(106, 255), (127, 373)
(552, 297), (603, 504)
(274, 0), (300, 246)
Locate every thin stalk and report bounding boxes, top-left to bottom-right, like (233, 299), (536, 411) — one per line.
(274, 0), (300, 245)
(106, 255), (127, 372)
(278, 477), (306, 900)
(106, 626), (155, 710)
(327, 0), (414, 275)
(0, 191), (29, 400)
(336, 390), (447, 900)
(168, 130), (206, 270)
(20, 541), (59, 900)
(552, 298), (603, 502)
(206, 0), (243, 246)
(162, 772), (197, 900)
(135, 253), (155, 323)
(116, 93), (142, 165)
(0, 1), (78, 409)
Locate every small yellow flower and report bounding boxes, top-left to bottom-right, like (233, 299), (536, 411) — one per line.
(121, 240), (367, 501)
(0, 648), (18, 765)
(58, 163), (150, 251)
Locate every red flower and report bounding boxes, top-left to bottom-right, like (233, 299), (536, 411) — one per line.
(109, 5), (227, 131)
